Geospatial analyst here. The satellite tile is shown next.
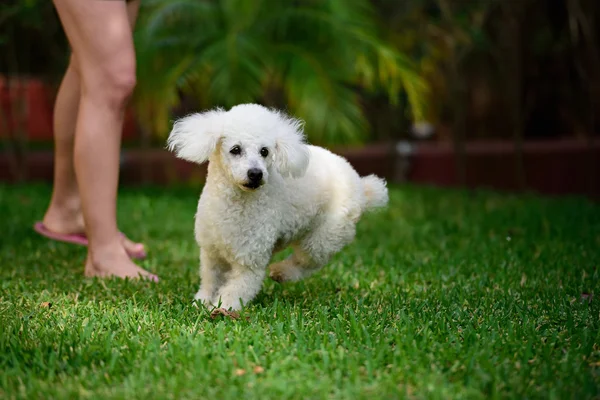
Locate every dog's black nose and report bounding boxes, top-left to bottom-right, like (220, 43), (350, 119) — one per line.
(247, 168), (263, 182)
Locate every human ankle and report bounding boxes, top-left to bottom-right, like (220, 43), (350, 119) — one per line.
(50, 193), (81, 213)
(89, 237), (126, 258)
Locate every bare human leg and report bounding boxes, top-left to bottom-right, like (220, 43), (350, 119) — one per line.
(41, 56), (84, 235)
(42, 0), (146, 259)
(51, 0), (157, 281)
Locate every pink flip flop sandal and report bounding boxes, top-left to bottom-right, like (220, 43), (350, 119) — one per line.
(33, 221), (147, 260)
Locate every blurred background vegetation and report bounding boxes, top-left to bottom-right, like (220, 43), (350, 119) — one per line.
(1, 0), (599, 148)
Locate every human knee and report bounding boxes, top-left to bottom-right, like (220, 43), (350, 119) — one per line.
(67, 54), (81, 77)
(87, 60), (136, 108)
(104, 62), (136, 104)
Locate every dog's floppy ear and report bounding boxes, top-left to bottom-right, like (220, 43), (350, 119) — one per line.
(273, 112), (310, 178)
(166, 108), (226, 164)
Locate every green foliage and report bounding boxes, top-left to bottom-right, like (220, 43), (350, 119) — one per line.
(3, 0), (595, 144)
(375, 0), (499, 125)
(0, 0), (68, 80)
(132, 0), (429, 146)
(1, 183), (599, 399)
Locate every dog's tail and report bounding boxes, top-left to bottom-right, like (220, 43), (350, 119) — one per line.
(361, 174), (389, 211)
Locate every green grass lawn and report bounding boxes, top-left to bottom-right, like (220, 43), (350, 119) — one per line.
(1, 183), (599, 399)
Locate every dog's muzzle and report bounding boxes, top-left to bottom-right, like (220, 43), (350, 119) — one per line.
(244, 168), (263, 189)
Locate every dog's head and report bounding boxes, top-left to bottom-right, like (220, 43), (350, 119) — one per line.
(166, 104), (310, 191)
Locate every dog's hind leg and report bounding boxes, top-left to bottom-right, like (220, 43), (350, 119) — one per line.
(269, 215), (356, 283)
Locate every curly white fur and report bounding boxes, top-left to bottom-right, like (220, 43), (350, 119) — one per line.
(167, 103), (389, 311)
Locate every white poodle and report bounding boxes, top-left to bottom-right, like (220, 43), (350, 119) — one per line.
(167, 103), (388, 311)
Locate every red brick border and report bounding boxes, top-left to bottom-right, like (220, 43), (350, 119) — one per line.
(1, 139), (598, 199)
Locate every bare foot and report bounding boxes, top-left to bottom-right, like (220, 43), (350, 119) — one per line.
(42, 197), (86, 235)
(43, 200), (146, 257)
(84, 245), (158, 282)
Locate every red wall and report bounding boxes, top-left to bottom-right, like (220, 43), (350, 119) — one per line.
(0, 76), (138, 141)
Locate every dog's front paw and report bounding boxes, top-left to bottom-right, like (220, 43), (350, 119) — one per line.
(214, 290), (246, 312)
(194, 289), (215, 308)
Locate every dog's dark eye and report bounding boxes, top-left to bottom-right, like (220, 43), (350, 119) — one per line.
(230, 145), (241, 155)
(260, 147), (269, 157)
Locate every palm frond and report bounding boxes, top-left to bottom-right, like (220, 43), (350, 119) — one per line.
(132, 0), (429, 145)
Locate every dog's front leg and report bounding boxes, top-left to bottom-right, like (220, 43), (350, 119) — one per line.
(214, 265), (265, 311)
(194, 249), (225, 307)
